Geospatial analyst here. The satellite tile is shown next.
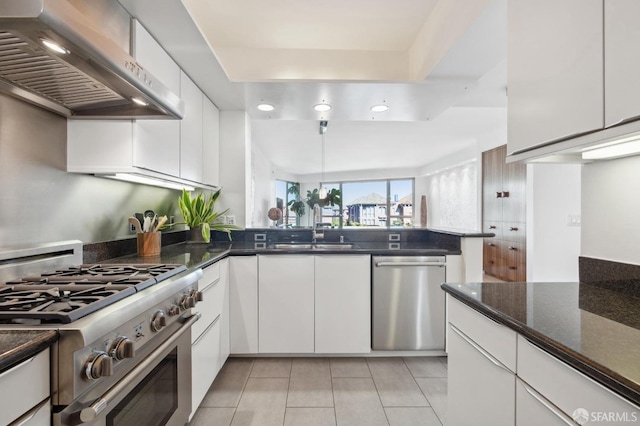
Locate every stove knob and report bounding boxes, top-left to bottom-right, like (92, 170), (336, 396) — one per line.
(179, 295), (196, 310)
(110, 337), (135, 360)
(168, 304), (181, 316)
(190, 290), (204, 303)
(150, 310), (167, 332)
(84, 352), (113, 380)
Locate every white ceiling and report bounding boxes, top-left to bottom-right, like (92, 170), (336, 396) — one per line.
(118, 0), (508, 178)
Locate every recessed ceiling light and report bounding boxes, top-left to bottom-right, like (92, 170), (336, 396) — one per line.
(257, 103), (275, 112)
(41, 38), (69, 54)
(314, 104), (332, 112)
(371, 104), (389, 113)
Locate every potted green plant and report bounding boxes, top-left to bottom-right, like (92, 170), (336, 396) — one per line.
(177, 188), (239, 243)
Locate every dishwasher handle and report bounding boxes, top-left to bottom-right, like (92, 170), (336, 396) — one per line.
(375, 261), (446, 267)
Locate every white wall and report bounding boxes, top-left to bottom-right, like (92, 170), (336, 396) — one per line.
(582, 155), (640, 265)
(526, 163), (581, 281)
(423, 160), (478, 230)
(251, 143), (275, 227)
(0, 94), (181, 246)
(219, 111), (251, 227)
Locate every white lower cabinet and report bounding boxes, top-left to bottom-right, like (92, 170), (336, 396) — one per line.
(190, 259), (229, 419)
(191, 316), (221, 417)
(516, 378), (575, 426)
(517, 335), (640, 425)
(258, 255), (315, 353)
(0, 349), (50, 426)
(447, 322), (515, 426)
(447, 296), (640, 426)
(229, 256), (258, 354)
(315, 255), (370, 353)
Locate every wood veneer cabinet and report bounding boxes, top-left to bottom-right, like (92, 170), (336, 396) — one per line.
(482, 145), (526, 281)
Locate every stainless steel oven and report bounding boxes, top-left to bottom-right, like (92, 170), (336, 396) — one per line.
(0, 241), (203, 426)
(55, 313), (198, 426)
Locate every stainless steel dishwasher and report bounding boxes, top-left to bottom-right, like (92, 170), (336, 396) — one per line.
(372, 256), (446, 350)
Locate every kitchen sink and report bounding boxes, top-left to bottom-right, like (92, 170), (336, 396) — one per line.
(270, 243), (356, 250)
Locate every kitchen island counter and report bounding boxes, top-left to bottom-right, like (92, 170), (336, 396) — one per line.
(0, 330), (57, 373)
(442, 281), (640, 406)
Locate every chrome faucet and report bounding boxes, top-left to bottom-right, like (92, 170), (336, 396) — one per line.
(312, 203), (324, 242)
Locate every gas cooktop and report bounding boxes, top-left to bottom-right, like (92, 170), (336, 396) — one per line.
(0, 263), (187, 324)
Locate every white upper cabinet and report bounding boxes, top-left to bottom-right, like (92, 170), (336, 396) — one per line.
(132, 20), (181, 177)
(507, 0), (604, 157)
(604, 0), (640, 127)
(202, 96), (220, 187)
(180, 71), (204, 183)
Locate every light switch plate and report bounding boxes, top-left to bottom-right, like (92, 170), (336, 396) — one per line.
(567, 214), (581, 226)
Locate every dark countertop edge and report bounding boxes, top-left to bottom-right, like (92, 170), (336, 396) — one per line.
(229, 248), (459, 256)
(441, 284), (640, 407)
(0, 330), (58, 373)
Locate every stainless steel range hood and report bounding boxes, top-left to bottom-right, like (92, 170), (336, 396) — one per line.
(0, 0), (184, 119)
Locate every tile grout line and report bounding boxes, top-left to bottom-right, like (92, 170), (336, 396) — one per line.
(403, 357), (447, 426)
(227, 357), (256, 426)
(365, 357), (392, 426)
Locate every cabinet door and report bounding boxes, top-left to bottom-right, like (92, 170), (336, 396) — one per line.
(202, 97), (220, 187)
(191, 317), (221, 415)
(448, 324), (515, 426)
(482, 146), (504, 223)
(229, 256), (258, 354)
(507, 0), (603, 155)
(258, 255), (315, 353)
(315, 255), (371, 353)
(502, 161), (526, 223)
(516, 379), (575, 426)
(180, 71), (203, 182)
(0, 349), (49, 426)
(605, 0), (640, 127)
(219, 258), (230, 367)
(132, 21), (180, 177)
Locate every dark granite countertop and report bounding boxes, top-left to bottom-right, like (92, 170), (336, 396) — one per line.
(0, 330), (58, 373)
(103, 240), (460, 269)
(426, 227), (494, 238)
(442, 281), (640, 406)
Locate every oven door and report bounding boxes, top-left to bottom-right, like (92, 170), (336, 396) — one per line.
(54, 313), (199, 426)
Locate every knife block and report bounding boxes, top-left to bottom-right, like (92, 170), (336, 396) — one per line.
(137, 232), (161, 257)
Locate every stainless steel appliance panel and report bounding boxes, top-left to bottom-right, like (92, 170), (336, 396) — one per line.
(372, 256), (446, 350)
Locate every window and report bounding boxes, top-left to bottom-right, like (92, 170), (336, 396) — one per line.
(275, 180), (300, 227)
(329, 178), (414, 228)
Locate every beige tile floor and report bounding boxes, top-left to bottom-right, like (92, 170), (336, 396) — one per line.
(189, 356), (448, 426)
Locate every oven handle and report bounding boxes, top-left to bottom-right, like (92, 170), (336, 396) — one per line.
(78, 312), (201, 424)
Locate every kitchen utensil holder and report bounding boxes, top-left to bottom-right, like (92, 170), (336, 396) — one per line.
(137, 232), (161, 257)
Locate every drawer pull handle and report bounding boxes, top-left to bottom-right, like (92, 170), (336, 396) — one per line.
(508, 266), (517, 270)
(450, 324), (512, 374)
(489, 225), (497, 229)
(520, 381), (575, 425)
(510, 227), (519, 231)
(496, 192), (503, 198)
(508, 246), (516, 251)
(502, 191), (510, 198)
(488, 243), (495, 247)
(489, 260), (494, 264)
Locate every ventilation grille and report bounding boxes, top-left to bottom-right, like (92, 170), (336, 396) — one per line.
(0, 31), (123, 109)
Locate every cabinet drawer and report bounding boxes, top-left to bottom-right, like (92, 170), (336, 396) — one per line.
(516, 378), (575, 426)
(192, 264), (224, 342)
(9, 398), (50, 426)
(503, 222), (525, 243)
(192, 316), (221, 414)
(0, 349), (49, 426)
(517, 335), (640, 419)
(483, 222), (503, 240)
(504, 242), (526, 281)
(448, 296), (516, 372)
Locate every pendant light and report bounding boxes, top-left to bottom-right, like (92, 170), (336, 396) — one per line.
(319, 121), (328, 199)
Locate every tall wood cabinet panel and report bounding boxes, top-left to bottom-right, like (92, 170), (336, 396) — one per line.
(483, 145), (526, 281)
